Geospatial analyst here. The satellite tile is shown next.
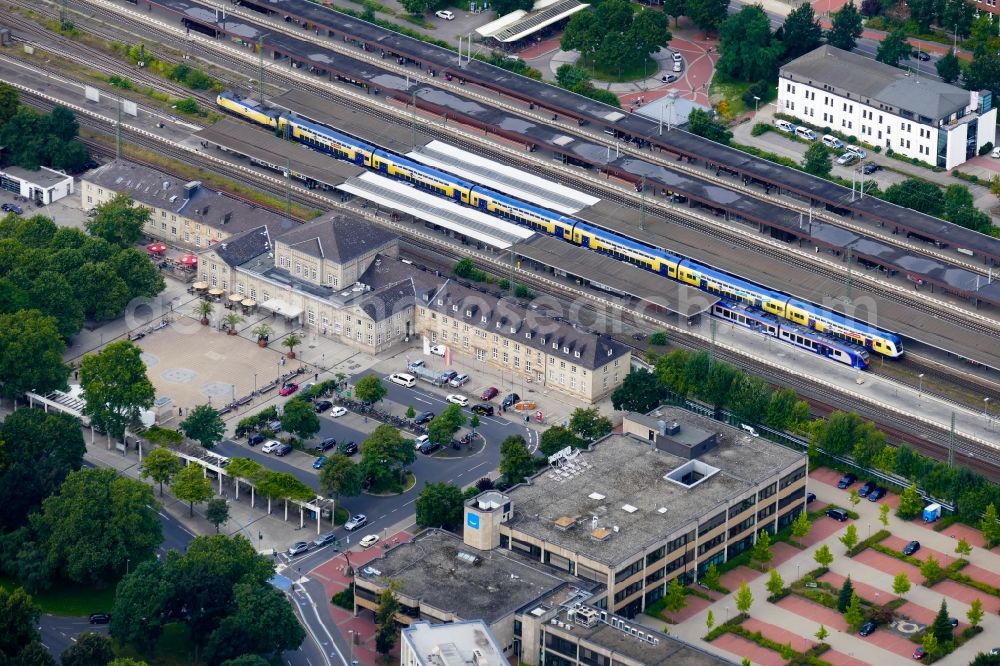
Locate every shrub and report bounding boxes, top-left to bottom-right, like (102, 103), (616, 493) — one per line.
(741, 80), (771, 109)
(331, 583), (355, 609)
(847, 528), (891, 557)
(979, 142), (994, 156)
(649, 331), (669, 346)
(751, 122), (771, 137)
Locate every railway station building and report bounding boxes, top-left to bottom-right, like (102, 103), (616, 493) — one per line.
(778, 45), (996, 170)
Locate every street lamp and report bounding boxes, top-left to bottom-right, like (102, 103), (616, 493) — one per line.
(753, 95), (761, 115)
(918, 373), (924, 398)
(126, 558), (130, 576)
(348, 629), (355, 665)
(985, 397), (991, 422)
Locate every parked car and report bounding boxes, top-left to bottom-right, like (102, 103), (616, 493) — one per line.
(846, 145), (868, 159)
(339, 441), (358, 456)
(389, 372), (416, 388)
(1, 203), (23, 215)
(862, 162), (881, 175)
(359, 534), (380, 548)
(795, 126), (817, 140)
(501, 393), (520, 409)
(441, 370), (459, 383)
(89, 613), (111, 625)
(344, 514), (367, 531)
(913, 646), (926, 660)
(313, 455), (327, 470)
(261, 440), (282, 454)
(407, 359), (425, 370)
(481, 386), (499, 401)
(660, 73), (678, 83)
(836, 152), (858, 166)
(247, 433), (265, 446)
(774, 119), (795, 133)
(868, 486), (887, 501)
(414, 411), (435, 425)
(822, 134), (844, 149)
(913, 50), (931, 61)
(447, 394), (469, 407)
(948, 617), (959, 628)
(672, 51), (683, 62)
(429, 344), (446, 356)
(275, 443), (293, 456)
(314, 531), (338, 547)
(329, 405), (347, 417)
(314, 400), (333, 413)
(672, 60), (682, 73)
(837, 473), (857, 489)
(415, 434), (439, 454)
(826, 508), (849, 522)
(449, 373), (470, 387)
(806, 492), (817, 503)
(858, 621), (877, 636)
(279, 383), (299, 396)
(902, 540), (920, 556)
(268, 420), (283, 432)
(317, 437), (337, 451)
(858, 480), (877, 497)
(435, 9), (454, 19)
(471, 404), (494, 416)
(288, 541), (310, 556)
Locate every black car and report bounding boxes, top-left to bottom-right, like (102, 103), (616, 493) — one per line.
(275, 443), (293, 456)
(247, 433), (265, 446)
(414, 411), (435, 425)
(339, 441), (358, 456)
(858, 480), (877, 498)
(89, 613), (111, 624)
(902, 540), (920, 556)
(868, 487), (887, 501)
(858, 621), (877, 636)
(914, 50), (931, 61)
(471, 404), (494, 416)
(314, 400), (333, 413)
(862, 162), (881, 175)
(441, 370), (458, 383)
(1, 203), (23, 215)
(826, 508), (849, 522)
(806, 492), (817, 503)
(948, 617), (959, 628)
(317, 437), (337, 451)
(501, 393), (520, 409)
(837, 473), (857, 489)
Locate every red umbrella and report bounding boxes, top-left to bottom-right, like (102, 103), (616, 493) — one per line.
(178, 254), (198, 266)
(147, 243), (167, 254)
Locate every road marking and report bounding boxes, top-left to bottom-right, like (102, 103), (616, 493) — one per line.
(468, 461), (488, 471)
(413, 396), (431, 404)
(291, 584), (344, 666)
(403, 498), (417, 506)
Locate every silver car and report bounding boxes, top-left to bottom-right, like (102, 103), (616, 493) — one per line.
(288, 541), (309, 556)
(449, 373), (470, 388)
(344, 514), (367, 531)
(261, 440), (281, 454)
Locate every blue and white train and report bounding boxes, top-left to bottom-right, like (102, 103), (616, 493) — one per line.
(218, 91), (903, 365)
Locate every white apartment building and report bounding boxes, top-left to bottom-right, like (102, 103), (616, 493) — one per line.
(778, 45), (997, 170)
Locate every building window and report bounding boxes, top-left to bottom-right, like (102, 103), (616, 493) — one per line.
(476, 349), (485, 361)
(780, 466), (806, 489)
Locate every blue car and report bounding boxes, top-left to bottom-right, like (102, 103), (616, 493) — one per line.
(312, 456), (327, 470)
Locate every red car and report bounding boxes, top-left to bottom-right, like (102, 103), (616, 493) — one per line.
(480, 386), (499, 401)
(279, 383), (299, 396)
(913, 647), (926, 660)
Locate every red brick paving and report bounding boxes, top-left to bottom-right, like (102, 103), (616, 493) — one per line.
(963, 563), (1000, 589)
(720, 565), (764, 591)
(819, 571), (896, 606)
(809, 467), (844, 488)
(800, 512), (852, 548)
(516, 36), (562, 59)
(713, 633), (786, 666)
(939, 522), (986, 548)
(660, 593), (714, 624)
(853, 549), (922, 581)
(771, 541), (801, 566)
(931, 579), (1000, 613)
(776, 595), (848, 631)
(863, 625), (920, 658)
(896, 601), (937, 625)
(882, 535), (957, 567)
(823, 650), (871, 666)
(743, 618), (816, 653)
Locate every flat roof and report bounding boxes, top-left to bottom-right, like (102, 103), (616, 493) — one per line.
(504, 410), (804, 566)
(488, 0), (589, 43)
(402, 621), (506, 666)
(358, 529), (575, 623)
(2, 165), (71, 188)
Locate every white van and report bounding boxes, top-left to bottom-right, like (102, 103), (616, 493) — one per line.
(389, 372), (416, 388)
(992, 146), (1000, 159)
(773, 119), (795, 133)
(821, 134), (843, 149)
(795, 126), (817, 141)
(845, 144), (867, 159)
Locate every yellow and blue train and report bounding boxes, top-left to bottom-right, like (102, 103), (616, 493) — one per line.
(218, 91), (902, 367)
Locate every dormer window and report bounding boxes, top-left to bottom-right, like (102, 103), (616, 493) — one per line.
(552, 342), (558, 349)
(452, 304), (458, 312)
(574, 351), (581, 358)
(481, 316), (488, 324)
(466, 310), (472, 317)
(563, 347), (570, 354)
(495, 321), (501, 329)
(437, 299), (443, 306)
(607, 349), (613, 356)
(510, 327), (516, 334)
(525, 332), (532, 339)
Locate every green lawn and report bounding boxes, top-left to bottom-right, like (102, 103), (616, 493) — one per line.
(708, 79), (751, 116)
(578, 57), (658, 83)
(0, 576), (118, 616)
(115, 623), (198, 666)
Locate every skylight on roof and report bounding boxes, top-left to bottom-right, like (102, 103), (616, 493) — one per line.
(588, 492), (606, 500)
(622, 504), (638, 513)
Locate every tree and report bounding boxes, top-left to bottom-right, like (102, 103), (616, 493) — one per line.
(765, 388), (799, 431)
(252, 323), (272, 344)
(751, 530), (773, 568)
(281, 333), (302, 359)
(981, 503), (1000, 547)
(354, 374), (387, 404)
(791, 511), (811, 539)
(941, 0), (975, 38)
(255, 471), (313, 518)
(944, 183), (975, 220)
(837, 576), (854, 613)
(80, 341), (155, 442)
(875, 28), (911, 67)
(108, 660), (151, 666)
(85, 193), (149, 248)
(538, 426), (582, 457)
(223, 312), (244, 334)
(561, 0), (671, 75)
(611, 368), (665, 413)
(717, 6), (783, 82)
(469, 414), (480, 433)
(281, 398), (320, 440)
(706, 609), (715, 631)
(814, 544), (833, 568)
(568, 408), (612, 442)
(491, 0), (532, 15)
(803, 142), (832, 177)
(702, 562), (721, 590)
(0, 82), (19, 125)
(19, 468), (161, 588)
(815, 624), (829, 641)
(662, 577), (687, 612)
(110, 560), (171, 651)
(936, 49), (961, 83)
(906, 0), (936, 33)
(879, 503), (890, 527)
(499, 435), (535, 484)
(897, 482), (924, 520)
(206, 498), (230, 533)
(203, 582), (304, 664)
(141, 447), (182, 496)
(374, 586), (401, 655)
(735, 581), (754, 614)
(0, 310), (69, 399)
(847, 489), (860, 509)
(318, 454), (362, 500)
(0, 586), (40, 660)
(844, 593), (864, 631)
(405, 405), (416, 420)
(686, 0), (730, 33)
(687, 109), (732, 145)
(180, 404), (225, 449)
(839, 523), (859, 552)
(920, 554), (943, 584)
(415, 482), (465, 530)
(967, 597), (984, 628)
(60, 632), (115, 666)
(359, 425), (415, 492)
(12, 641), (56, 666)
(766, 569), (784, 597)
(827, 2), (863, 51)
(221, 658), (270, 666)
(0, 409), (85, 531)
(781, 3), (822, 61)
(427, 403), (466, 447)
(171, 464), (214, 517)
(892, 571), (911, 597)
(931, 599), (953, 643)
(883, 179), (945, 217)
(922, 630), (939, 659)
(955, 537), (972, 558)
